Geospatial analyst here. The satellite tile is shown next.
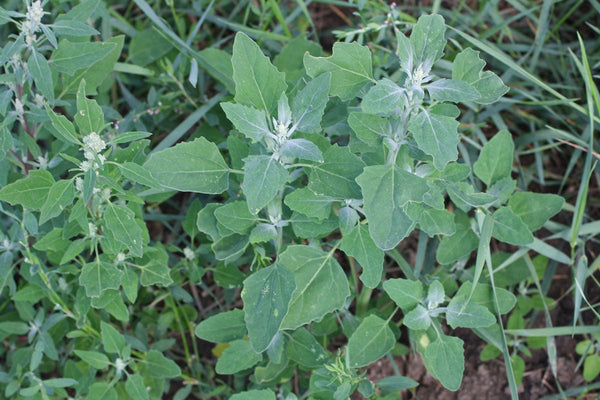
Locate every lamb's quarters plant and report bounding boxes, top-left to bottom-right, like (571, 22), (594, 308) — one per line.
(0, 0), (585, 398)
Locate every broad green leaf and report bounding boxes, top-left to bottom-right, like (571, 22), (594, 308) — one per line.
(214, 262), (246, 288)
(356, 165), (426, 250)
(0, 169), (54, 210)
(110, 131), (151, 144)
(195, 309), (247, 343)
(279, 245), (350, 329)
(28, 49), (54, 102)
(212, 234), (249, 261)
(73, 350), (109, 369)
(230, 389), (276, 400)
(411, 14), (446, 66)
(125, 375), (149, 400)
(286, 328), (329, 368)
(50, 39), (116, 75)
(45, 105), (80, 144)
(383, 278), (423, 310)
(473, 130), (514, 186)
(584, 354), (600, 381)
(242, 264), (296, 352)
(42, 378), (78, 388)
(87, 383), (116, 400)
(215, 201), (258, 234)
(249, 223), (278, 244)
(304, 41), (373, 101)
(103, 203), (143, 257)
(144, 350), (181, 378)
(446, 182), (496, 211)
(91, 289), (128, 321)
(348, 112), (388, 147)
(221, 102), (271, 143)
(74, 79), (104, 135)
(290, 212), (338, 239)
(137, 246), (173, 287)
(452, 48), (508, 104)
(508, 192), (564, 231)
(79, 259), (123, 297)
(404, 305), (432, 330)
(231, 32), (286, 117)
(216, 340), (261, 374)
(308, 145), (365, 199)
(39, 179), (75, 224)
(279, 138), (323, 162)
(145, 137), (230, 194)
(0, 321), (29, 335)
(405, 203), (456, 237)
(274, 34), (323, 75)
(0, 252), (15, 297)
(361, 78), (406, 116)
(427, 280), (445, 308)
(446, 297), (496, 329)
(195, 48), (235, 93)
(101, 321), (125, 355)
(284, 188), (333, 221)
(347, 315), (395, 368)
(422, 334), (464, 391)
(408, 110), (459, 171)
(455, 282), (516, 315)
(33, 228), (68, 252)
(341, 224), (384, 288)
(291, 73), (331, 133)
(339, 206), (359, 235)
(375, 376), (419, 391)
(121, 267), (138, 303)
(196, 203), (221, 241)
(425, 79), (480, 102)
(128, 27), (173, 66)
(492, 207), (534, 246)
(242, 155), (289, 214)
(118, 162), (160, 188)
(50, 19), (99, 36)
(60, 36), (124, 95)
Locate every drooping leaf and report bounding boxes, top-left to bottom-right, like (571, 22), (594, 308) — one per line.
(408, 110), (459, 171)
(508, 192), (564, 231)
(383, 278), (423, 310)
(347, 315), (395, 368)
(195, 309), (247, 343)
(79, 259), (123, 297)
(242, 264), (296, 352)
(0, 170), (54, 210)
(216, 340), (262, 374)
(356, 165), (426, 250)
(279, 245), (350, 329)
(242, 155), (289, 214)
(145, 137), (230, 194)
(231, 32), (287, 117)
(341, 224), (384, 288)
(221, 102), (271, 143)
(492, 207), (534, 246)
(304, 41), (373, 101)
(473, 130), (514, 187)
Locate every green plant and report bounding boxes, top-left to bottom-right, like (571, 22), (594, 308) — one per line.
(1, 0), (597, 399)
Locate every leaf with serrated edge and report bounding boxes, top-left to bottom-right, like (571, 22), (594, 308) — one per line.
(242, 155), (289, 214)
(408, 110), (459, 171)
(292, 73), (331, 133)
(0, 170), (54, 210)
(79, 259), (123, 297)
(446, 297), (496, 329)
(221, 102), (271, 143)
(284, 188), (333, 221)
(103, 203), (143, 257)
(279, 245), (350, 329)
(492, 207), (533, 246)
(39, 179), (75, 224)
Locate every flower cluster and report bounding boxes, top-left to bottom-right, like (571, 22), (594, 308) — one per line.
(21, 1), (46, 46)
(80, 132), (106, 171)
